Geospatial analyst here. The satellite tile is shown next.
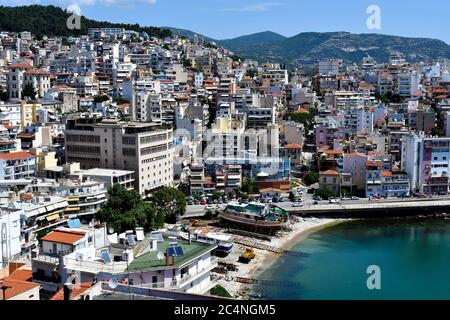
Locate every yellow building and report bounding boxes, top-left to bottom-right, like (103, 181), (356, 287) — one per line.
(20, 101), (39, 129)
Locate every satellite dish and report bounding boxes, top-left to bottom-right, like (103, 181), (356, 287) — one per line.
(157, 252), (165, 260)
(108, 277), (118, 289)
(109, 227), (115, 234)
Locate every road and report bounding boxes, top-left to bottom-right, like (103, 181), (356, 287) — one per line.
(275, 196), (450, 215)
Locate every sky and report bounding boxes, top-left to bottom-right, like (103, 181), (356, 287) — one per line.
(3, 0), (450, 43)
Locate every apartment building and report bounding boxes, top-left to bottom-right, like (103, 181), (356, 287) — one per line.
(0, 210), (21, 268)
(318, 59), (343, 76)
(53, 179), (108, 220)
(0, 151), (36, 180)
(69, 167), (135, 191)
(402, 133), (450, 194)
(397, 72), (422, 97)
(2, 195), (69, 253)
(7, 63), (50, 100)
(190, 163), (204, 196)
(64, 115), (174, 196)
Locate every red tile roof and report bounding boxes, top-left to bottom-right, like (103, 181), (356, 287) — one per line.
(25, 69), (50, 75)
(0, 151), (34, 161)
(285, 143), (302, 149)
(0, 278), (40, 300)
(7, 269), (33, 282)
(41, 230), (86, 245)
(294, 108), (309, 114)
(9, 63), (32, 69)
(50, 283), (92, 300)
(320, 170), (339, 175)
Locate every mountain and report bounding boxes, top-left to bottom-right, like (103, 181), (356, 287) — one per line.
(217, 31), (450, 65)
(0, 5), (171, 38)
(1, 5), (449, 65)
(162, 27), (215, 44)
(218, 31), (286, 49)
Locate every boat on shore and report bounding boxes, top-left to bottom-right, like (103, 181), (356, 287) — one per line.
(192, 229), (234, 255)
(219, 202), (288, 235)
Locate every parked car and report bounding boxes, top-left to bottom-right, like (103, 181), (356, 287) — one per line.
(188, 200), (194, 205)
(313, 200), (319, 205)
(205, 205), (214, 210)
(329, 198), (340, 204)
(200, 199), (207, 205)
(292, 202), (304, 207)
(313, 195), (323, 201)
(351, 196), (360, 201)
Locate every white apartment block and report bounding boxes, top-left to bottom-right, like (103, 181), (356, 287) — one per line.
(74, 74), (99, 97)
(402, 133), (450, 194)
(1, 210), (21, 268)
(318, 59), (342, 76)
(7, 63), (50, 100)
(397, 72), (422, 97)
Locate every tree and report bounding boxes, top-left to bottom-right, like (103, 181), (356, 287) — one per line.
(114, 97), (129, 105)
(22, 84), (37, 100)
(315, 187), (336, 200)
(0, 89), (7, 102)
(303, 172), (319, 185)
(210, 285), (232, 298)
(240, 178), (257, 194)
(94, 95), (109, 103)
(245, 69), (257, 78)
(289, 192), (296, 202)
(95, 184), (161, 233)
(151, 187), (187, 223)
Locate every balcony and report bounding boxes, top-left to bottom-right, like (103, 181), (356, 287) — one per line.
(63, 257), (128, 274)
(141, 257), (218, 290)
(32, 253), (60, 265)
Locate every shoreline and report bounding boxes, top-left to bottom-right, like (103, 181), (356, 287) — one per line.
(215, 217), (350, 299)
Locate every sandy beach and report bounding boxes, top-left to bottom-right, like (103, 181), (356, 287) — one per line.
(213, 217), (348, 299)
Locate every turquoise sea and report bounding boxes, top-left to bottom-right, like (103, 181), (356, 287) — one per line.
(255, 218), (450, 300)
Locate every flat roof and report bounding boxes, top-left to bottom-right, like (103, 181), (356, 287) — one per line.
(127, 239), (216, 272)
(80, 168), (135, 177)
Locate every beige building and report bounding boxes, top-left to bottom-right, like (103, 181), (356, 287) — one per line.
(319, 170), (341, 195)
(64, 115), (174, 196)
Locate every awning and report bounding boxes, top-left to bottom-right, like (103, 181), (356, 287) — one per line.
(65, 207), (80, 212)
(46, 214), (60, 222)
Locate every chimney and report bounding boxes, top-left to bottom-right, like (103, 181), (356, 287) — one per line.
(63, 283), (73, 301)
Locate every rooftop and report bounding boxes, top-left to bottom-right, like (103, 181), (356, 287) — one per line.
(0, 151), (34, 160)
(127, 239), (216, 272)
(40, 229), (86, 245)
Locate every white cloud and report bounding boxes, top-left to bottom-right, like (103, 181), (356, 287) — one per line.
(221, 2), (282, 12)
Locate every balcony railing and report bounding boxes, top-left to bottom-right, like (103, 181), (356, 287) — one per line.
(140, 258), (218, 290)
(32, 254), (60, 265)
(63, 257), (128, 273)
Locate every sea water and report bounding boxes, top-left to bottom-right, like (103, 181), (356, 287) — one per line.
(256, 218), (450, 300)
